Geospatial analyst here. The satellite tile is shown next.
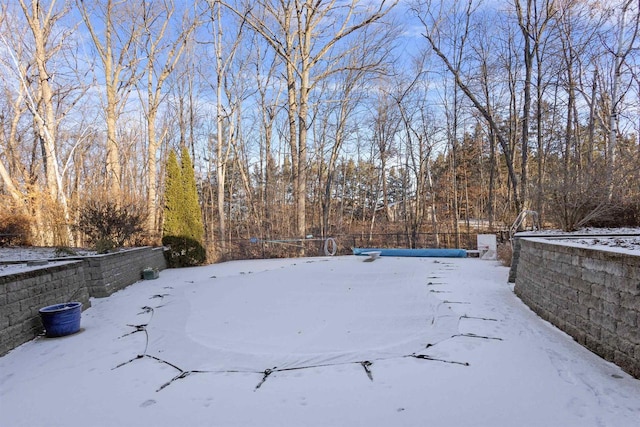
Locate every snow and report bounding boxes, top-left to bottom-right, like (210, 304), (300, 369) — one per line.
(0, 260), (80, 276)
(516, 227), (640, 256)
(0, 246), (97, 262)
(555, 235), (640, 254)
(0, 262), (47, 276)
(1, 256), (640, 427)
(0, 246), (97, 277)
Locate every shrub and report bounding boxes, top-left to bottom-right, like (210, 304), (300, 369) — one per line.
(77, 201), (146, 250)
(497, 243), (513, 267)
(54, 246), (77, 257)
(94, 238), (116, 254)
(162, 235), (207, 267)
(0, 213), (32, 246)
(580, 198), (640, 228)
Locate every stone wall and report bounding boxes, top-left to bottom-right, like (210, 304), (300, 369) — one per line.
(0, 261), (90, 356)
(0, 246), (166, 356)
(514, 238), (640, 378)
(508, 236), (524, 283)
(509, 232), (640, 283)
(84, 247), (167, 298)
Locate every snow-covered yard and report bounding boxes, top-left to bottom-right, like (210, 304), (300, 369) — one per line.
(1, 255), (639, 426)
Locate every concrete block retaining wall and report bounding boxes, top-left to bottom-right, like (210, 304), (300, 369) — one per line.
(85, 247), (167, 298)
(0, 261), (90, 356)
(514, 238), (640, 378)
(0, 247), (166, 356)
(507, 236), (524, 283)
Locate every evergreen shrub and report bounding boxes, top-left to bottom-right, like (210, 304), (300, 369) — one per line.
(162, 235), (206, 267)
(162, 148), (207, 267)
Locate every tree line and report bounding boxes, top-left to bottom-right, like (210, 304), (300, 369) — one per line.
(0, 0), (638, 260)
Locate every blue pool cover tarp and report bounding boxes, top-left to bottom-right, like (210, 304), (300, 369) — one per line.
(352, 247), (467, 258)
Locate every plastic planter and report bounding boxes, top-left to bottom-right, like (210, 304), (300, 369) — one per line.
(39, 302), (82, 337)
(143, 268), (159, 280)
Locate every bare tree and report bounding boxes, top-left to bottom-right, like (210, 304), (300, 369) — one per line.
(514, 0), (556, 209)
(602, 0), (639, 198)
(315, 24), (392, 237)
(394, 59), (441, 246)
(414, 0), (523, 213)
(0, 0), (85, 244)
(472, 14), (503, 228)
(0, 4), (30, 215)
(253, 37), (284, 238)
(225, 0), (398, 243)
(138, 0), (198, 239)
(204, 0), (248, 252)
(77, 0), (143, 198)
(370, 83), (401, 224)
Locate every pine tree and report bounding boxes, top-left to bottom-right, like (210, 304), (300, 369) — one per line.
(162, 148), (206, 267)
(179, 146), (204, 243)
(162, 149), (183, 237)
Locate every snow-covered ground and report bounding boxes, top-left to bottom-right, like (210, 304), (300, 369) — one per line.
(1, 255), (639, 426)
(0, 246), (97, 276)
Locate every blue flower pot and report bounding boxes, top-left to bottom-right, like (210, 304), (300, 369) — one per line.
(39, 302), (82, 337)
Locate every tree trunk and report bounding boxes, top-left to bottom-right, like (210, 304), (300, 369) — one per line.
(20, 0), (74, 245)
